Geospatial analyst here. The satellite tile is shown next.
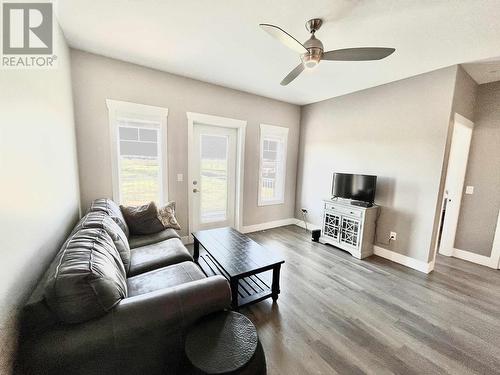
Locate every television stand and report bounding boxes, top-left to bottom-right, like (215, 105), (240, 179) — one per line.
(320, 199), (379, 259)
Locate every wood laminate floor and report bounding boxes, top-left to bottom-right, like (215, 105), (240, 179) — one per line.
(236, 225), (500, 375)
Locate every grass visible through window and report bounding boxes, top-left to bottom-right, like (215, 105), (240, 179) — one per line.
(120, 157), (160, 206)
(200, 159), (227, 222)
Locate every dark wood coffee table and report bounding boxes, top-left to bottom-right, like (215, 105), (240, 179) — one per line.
(192, 227), (285, 309)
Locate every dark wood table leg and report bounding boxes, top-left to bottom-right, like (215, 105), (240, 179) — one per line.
(230, 278), (239, 310)
(193, 237), (200, 262)
(272, 264), (281, 301)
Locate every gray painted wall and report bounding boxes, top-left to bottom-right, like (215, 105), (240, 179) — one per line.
(429, 66), (478, 261)
(295, 67), (458, 263)
(451, 66), (478, 120)
(455, 81), (500, 256)
(0, 28), (80, 374)
(70, 50), (301, 237)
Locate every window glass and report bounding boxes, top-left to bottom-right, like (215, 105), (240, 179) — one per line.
(259, 125), (288, 205)
(118, 123), (161, 206)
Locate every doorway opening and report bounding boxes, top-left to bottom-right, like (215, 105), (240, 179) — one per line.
(437, 113), (474, 256)
(187, 112), (246, 236)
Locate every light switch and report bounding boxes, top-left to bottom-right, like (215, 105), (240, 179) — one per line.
(465, 186), (474, 195)
(177, 174), (183, 182)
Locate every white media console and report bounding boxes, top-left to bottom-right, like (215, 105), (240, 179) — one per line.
(320, 198), (379, 259)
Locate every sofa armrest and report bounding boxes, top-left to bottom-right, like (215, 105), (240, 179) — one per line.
(110, 275), (232, 372)
(112, 275), (231, 336)
(19, 276), (231, 374)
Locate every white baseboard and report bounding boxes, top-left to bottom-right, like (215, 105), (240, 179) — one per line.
(243, 221), (434, 274)
(181, 218), (297, 243)
(181, 235), (193, 245)
(373, 245), (434, 274)
(241, 218), (297, 234)
(451, 248), (498, 268)
(183, 222), (438, 274)
(295, 219), (321, 231)
(439, 210), (500, 269)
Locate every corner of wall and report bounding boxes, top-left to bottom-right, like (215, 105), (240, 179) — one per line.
(293, 104), (306, 221)
(0, 19), (81, 375)
(427, 64), (479, 263)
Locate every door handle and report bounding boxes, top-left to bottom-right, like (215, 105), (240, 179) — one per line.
(193, 188), (199, 193)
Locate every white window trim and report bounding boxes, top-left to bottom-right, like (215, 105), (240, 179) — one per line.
(106, 99), (168, 205)
(258, 124), (289, 206)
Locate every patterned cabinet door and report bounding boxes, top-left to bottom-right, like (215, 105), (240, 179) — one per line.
(323, 211), (341, 241)
(340, 216), (361, 249)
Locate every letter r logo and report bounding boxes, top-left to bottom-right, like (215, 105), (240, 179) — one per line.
(2, 3), (53, 54)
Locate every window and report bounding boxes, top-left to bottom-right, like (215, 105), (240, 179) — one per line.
(258, 124), (288, 206)
(106, 100), (168, 206)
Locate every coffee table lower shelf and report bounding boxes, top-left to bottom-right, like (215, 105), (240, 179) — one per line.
(198, 252), (273, 309)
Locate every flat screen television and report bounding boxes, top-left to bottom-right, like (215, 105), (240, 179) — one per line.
(332, 173), (377, 203)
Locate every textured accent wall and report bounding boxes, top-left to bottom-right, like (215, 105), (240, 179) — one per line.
(0, 26), (80, 374)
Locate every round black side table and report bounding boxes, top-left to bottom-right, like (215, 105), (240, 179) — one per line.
(185, 311), (266, 374)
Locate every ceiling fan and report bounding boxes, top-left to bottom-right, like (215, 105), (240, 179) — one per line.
(259, 18), (395, 86)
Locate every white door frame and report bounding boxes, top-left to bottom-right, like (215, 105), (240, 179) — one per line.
(434, 114), (500, 269)
(187, 112), (246, 237)
(438, 113), (474, 257)
(491, 211), (500, 269)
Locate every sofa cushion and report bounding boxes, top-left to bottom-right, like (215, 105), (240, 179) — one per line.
(128, 238), (193, 277)
(127, 261), (205, 297)
(74, 212), (131, 272)
(45, 228), (127, 324)
(120, 201), (164, 235)
(88, 198), (129, 238)
(128, 228), (180, 249)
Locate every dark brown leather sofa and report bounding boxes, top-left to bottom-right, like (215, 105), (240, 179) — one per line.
(17, 199), (231, 374)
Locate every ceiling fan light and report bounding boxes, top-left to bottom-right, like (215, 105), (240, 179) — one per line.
(301, 53), (320, 69)
(304, 59), (318, 69)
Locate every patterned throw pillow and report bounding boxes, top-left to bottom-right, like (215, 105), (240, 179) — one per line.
(157, 201), (181, 230)
(120, 201), (181, 235)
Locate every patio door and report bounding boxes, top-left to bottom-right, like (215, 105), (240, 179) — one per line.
(191, 124), (237, 231)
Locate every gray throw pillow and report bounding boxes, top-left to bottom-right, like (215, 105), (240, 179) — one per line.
(120, 201), (164, 235)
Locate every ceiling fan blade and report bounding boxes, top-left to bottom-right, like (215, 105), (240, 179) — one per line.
(260, 23), (307, 54)
(322, 47), (395, 61)
(280, 63), (305, 86)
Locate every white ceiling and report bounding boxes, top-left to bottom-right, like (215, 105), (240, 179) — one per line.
(462, 57), (500, 84)
(57, 0), (500, 105)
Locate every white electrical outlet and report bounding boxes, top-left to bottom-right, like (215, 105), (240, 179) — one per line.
(390, 232), (397, 241)
(177, 174), (183, 182)
(465, 186), (474, 195)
